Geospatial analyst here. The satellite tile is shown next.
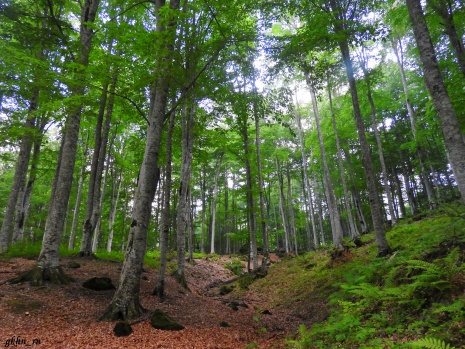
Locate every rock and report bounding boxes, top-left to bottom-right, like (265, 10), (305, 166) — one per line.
(219, 285), (234, 295)
(67, 262), (81, 269)
(82, 277), (116, 291)
(220, 321), (230, 327)
(113, 322), (132, 337)
(150, 309), (184, 331)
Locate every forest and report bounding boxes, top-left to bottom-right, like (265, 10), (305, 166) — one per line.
(1, 0), (465, 348)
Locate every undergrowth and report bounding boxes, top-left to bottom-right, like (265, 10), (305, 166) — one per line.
(275, 206), (465, 348)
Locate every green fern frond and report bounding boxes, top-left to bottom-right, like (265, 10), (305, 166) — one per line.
(411, 337), (455, 349)
(406, 260), (442, 274)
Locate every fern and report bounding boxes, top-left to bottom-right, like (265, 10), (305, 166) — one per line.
(411, 337), (455, 349)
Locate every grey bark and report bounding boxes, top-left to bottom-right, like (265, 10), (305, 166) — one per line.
(210, 152), (223, 254)
(154, 111), (176, 299)
(327, 76), (359, 239)
(294, 99), (319, 249)
(392, 38), (436, 209)
(359, 48), (397, 225)
(106, 165), (123, 252)
(429, 0), (465, 78)
(276, 157), (290, 253)
(253, 89), (269, 271)
(68, 137), (90, 250)
(175, 98), (195, 287)
(12, 119), (46, 244)
(407, 0), (465, 203)
(286, 163), (298, 255)
(328, 0), (391, 255)
(0, 91), (38, 253)
(35, 0), (100, 283)
(306, 79), (344, 249)
(100, 0), (180, 320)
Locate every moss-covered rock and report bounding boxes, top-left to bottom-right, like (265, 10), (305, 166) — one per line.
(150, 309), (184, 331)
(67, 261), (81, 269)
(113, 322), (132, 337)
(219, 285), (234, 295)
(82, 277), (115, 291)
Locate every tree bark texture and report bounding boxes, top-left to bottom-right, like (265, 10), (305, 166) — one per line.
(328, 0), (391, 255)
(0, 91), (38, 253)
(37, 0), (101, 275)
(307, 80), (344, 249)
(407, 0), (465, 204)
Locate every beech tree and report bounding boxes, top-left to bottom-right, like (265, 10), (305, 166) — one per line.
(406, 0), (465, 204)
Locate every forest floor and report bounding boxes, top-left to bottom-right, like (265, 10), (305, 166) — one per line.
(0, 254), (308, 349)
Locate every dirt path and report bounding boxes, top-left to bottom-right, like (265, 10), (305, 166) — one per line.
(0, 256), (293, 348)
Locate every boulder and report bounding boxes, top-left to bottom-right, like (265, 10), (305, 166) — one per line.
(150, 309), (184, 331)
(82, 277), (116, 291)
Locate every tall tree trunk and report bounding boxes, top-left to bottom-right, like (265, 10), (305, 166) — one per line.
(276, 157), (290, 253)
(327, 76), (359, 240)
(16, 0), (101, 285)
(294, 98), (319, 250)
(81, 57), (118, 256)
(12, 119), (46, 244)
(200, 167), (207, 254)
(406, 0), (465, 204)
(328, 0), (391, 256)
(68, 136), (90, 250)
(210, 153), (223, 254)
(253, 89), (269, 272)
(392, 38), (436, 208)
(106, 164), (123, 252)
(429, 0), (465, 78)
(286, 163), (298, 255)
(359, 49), (397, 225)
(153, 112), (176, 299)
(175, 97), (195, 288)
(0, 91), (38, 253)
(100, 0), (180, 320)
(306, 78), (344, 249)
(240, 117), (258, 270)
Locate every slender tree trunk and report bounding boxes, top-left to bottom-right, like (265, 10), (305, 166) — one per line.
(307, 79), (344, 249)
(276, 157), (290, 253)
(68, 137), (90, 250)
(106, 166), (123, 252)
(328, 0), (391, 255)
(12, 119), (46, 244)
(81, 58), (118, 255)
(153, 112), (175, 299)
(392, 38), (436, 208)
(200, 167), (206, 254)
(359, 50), (397, 225)
(175, 97), (195, 288)
(0, 91), (38, 253)
(240, 116), (259, 270)
(210, 153), (223, 254)
(327, 76), (359, 240)
(100, 0), (180, 320)
(28, 0), (100, 284)
(294, 98), (319, 250)
(429, 0), (465, 78)
(253, 90), (269, 272)
(286, 163), (298, 255)
(393, 167), (407, 218)
(407, 0), (465, 204)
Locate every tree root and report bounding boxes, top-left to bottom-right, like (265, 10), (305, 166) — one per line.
(98, 298), (147, 322)
(8, 265), (74, 286)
